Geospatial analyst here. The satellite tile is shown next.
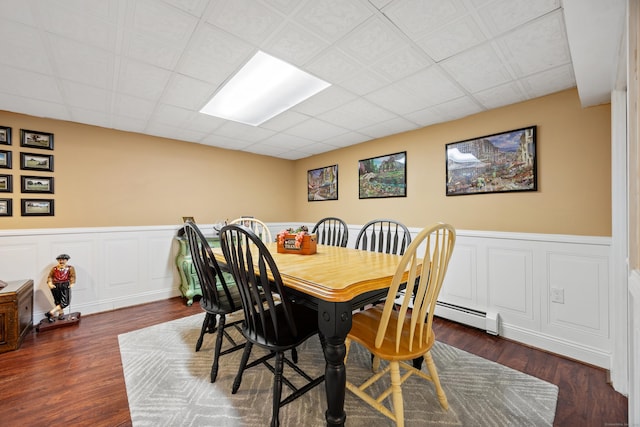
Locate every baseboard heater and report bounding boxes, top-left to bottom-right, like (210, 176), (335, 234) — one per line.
(435, 301), (500, 335)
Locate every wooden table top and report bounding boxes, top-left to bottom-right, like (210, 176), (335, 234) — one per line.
(213, 243), (404, 302)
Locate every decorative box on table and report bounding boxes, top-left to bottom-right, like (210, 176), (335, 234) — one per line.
(277, 233), (317, 255)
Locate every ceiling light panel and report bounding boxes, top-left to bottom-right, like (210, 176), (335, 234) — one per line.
(200, 51), (331, 126)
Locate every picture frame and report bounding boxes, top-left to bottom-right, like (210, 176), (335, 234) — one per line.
(20, 129), (54, 150)
(20, 152), (54, 171)
(0, 150), (11, 169)
(21, 198), (54, 216)
(0, 174), (12, 193)
(21, 175), (54, 194)
(0, 126), (11, 145)
(446, 126), (537, 196)
(307, 164), (338, 201)
(358, 151), (406, 199)
(0, 198), (12, 216)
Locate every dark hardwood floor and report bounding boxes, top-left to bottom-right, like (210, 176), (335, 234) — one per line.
(0, 297), (628, 426)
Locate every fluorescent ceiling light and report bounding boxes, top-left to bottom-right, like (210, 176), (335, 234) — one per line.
(199, 51), (331, 126)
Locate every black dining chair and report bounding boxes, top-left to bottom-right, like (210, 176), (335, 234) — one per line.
(312, 216), (349, 247)
(354, 219), (412, 255)
(183, 220), (245, 383)
(220, 224), (325, 427)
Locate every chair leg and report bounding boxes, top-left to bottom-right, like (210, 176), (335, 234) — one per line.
(232, 342), (253, 394)
(424, 352), (448, 410)
(389, 361), (405, 427)
(210, 314), (226, 383)
(270, 351), (285, 427)
(196, 313), (215, 352)
(291, 347), (298, 364)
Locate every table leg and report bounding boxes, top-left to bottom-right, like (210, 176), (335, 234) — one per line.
(317, 300), (352, 427)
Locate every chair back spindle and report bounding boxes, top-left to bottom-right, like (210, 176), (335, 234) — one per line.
(355, 219), (411, 255)
(312, 217), (349, 247)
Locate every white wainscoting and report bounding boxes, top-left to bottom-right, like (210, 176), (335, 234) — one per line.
(1, 224), (612, 369)
(0, 226), (184, 321)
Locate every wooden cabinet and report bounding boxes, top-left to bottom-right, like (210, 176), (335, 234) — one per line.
(0, 279), (34, 353)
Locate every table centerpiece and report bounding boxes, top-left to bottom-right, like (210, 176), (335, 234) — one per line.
(276, 226), (317, 255)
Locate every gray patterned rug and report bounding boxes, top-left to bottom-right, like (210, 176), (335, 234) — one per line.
(118, 314), (558, 426)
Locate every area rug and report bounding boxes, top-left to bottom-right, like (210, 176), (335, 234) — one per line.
(118, 314), (558, 426)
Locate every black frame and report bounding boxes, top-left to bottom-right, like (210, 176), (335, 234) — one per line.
(0, 174), (12, 193)
(0, 198), (12, 216)
(358, 151), (407, 199)
(21, 198), (54, 216)
(21, 175), (54, 194)
(445, 126), (537, 196)
(0, 126), (11, 145)
(307, 164), (338, 201)
(0, 150), (11, 169)
(20, 152), (54, 172)
(20, 129), (54, 150)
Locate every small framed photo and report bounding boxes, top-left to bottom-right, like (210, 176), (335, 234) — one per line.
(20, 129), (54, 150)
(0, 174), (12, 193)
(20, 152), (54, 171)
(0, 150), (11, 169)
(307, 164), (338, 201)
(21, 198), (54, 216)
(0, 198), (12, 216)
(21, 175), (54, 193)
(0, 126), (11, 145)
(358, 151), (407, 199)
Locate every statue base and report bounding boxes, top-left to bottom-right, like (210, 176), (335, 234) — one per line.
(36, 311), (81, 332)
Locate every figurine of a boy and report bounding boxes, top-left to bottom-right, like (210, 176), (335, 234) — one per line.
(45, 254), (76, 322)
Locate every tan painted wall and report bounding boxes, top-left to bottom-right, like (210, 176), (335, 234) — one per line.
(0, 111), (294, 228)
(0, 88), (611, 235)
(294, 88), (612, 236)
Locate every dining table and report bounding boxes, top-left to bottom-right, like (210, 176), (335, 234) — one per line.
(213, 242), (407, 427)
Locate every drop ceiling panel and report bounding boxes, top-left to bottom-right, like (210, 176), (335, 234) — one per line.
(440, 43), (513, 93)
(383, 0), (468, 39)
(206, 0), (285, 46)
(294, 0), (373, 43)
(177, 24), (254, 84)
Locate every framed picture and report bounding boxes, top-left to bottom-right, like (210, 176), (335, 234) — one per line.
(0, 174), (12, 193)
(0, 126), (11, 145)
(20, 129), (54, 150)
(0, 150), (11, 169)
(20, 152), (54, 171)
(0, 198), (12, 216)
(446, 126), (537, 196)
(21, 175), (54, 193)
(358, 152), (406, 199)
(21, 198), (54, 216)
(307, 164), (338, 201)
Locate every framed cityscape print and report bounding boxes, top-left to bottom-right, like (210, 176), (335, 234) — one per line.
(0, 126), (11, 145)
(20, 129), (54, 150)
(307, 164), (338, 201)
(358, 151), (406, 199)
(0, 198), (12, 216)
(446, 126), (537, 196)
(21, 198), (54, 216)
(20, 152), (54, 171)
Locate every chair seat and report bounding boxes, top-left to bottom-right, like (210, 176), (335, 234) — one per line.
(243, 303), (318, 351)
(200, 281), (243, 315)
(349, 306), (435, 361)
